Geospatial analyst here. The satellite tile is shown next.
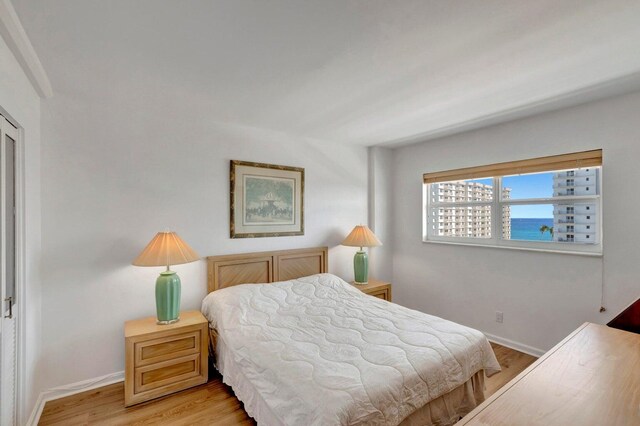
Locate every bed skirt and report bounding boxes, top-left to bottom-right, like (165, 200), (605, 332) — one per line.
(398, 371), (485, 426)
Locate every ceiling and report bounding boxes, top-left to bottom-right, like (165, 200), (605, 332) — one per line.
(13, 0), (640, 147)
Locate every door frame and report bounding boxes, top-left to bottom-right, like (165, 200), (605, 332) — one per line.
(0, 112), (26, 425)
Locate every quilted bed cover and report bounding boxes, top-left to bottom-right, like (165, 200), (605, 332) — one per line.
(201, 273), (500, 426)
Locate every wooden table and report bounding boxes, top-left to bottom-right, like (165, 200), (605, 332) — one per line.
(458, 322), (640, 425)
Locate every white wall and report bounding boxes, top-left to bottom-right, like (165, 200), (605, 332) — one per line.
(37, 85), (368, 391)
(368, 147), (393, 282)
(0, 34), (41, 423)
(392, 90), (640, 354)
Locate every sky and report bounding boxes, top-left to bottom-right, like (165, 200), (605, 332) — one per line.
(503, 172), (554, 218)
(471, 173), (555, 218)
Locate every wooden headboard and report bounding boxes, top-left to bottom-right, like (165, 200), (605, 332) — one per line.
(206, 246), (328, 293)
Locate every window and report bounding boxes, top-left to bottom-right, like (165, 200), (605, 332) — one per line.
(423, 150), (602, 254)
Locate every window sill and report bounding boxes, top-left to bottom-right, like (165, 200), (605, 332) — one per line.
(422, 239), (603, 257)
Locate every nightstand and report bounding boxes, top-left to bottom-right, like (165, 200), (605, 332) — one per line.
(124, 311), (208, 406)
(351, 279), (392, 302)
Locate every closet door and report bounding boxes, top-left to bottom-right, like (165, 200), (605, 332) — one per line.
(0, 114), (17, 426)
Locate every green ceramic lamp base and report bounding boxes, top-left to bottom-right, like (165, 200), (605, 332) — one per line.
(156, 270), (181, 325)
(353, 250), (369, 285)
(156, 318), (180, 325)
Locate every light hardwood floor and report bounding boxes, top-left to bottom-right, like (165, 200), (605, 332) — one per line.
(38, 343), (536, 425)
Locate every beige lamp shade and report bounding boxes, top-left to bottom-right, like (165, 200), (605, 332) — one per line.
(341, 225), (382, 248)
(132, 231), (200, 267)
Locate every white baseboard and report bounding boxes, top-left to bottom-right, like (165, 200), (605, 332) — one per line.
(484, 332), (546, 358)
(26, 371), (124, 426)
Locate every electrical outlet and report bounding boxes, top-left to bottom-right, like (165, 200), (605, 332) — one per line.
(495, 311), (503, 323)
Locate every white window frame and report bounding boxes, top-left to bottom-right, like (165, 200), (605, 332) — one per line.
(423, 168), (603, 255)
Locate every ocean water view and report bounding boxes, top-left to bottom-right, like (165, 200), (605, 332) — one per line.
(510, 218), (554, 241)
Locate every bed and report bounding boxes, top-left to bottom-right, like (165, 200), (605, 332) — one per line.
(202, 247), (500, 425)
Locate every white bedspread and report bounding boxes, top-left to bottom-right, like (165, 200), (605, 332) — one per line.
(201, 273), (500, 426)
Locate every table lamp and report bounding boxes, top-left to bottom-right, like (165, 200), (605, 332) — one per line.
(132, 231), (200, 324)
(341, 225), (382, 285)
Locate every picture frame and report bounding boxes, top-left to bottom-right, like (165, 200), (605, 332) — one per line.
(230, 160), (305, 238)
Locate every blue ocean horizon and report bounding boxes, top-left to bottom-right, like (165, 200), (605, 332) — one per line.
(510, 218), (554, 241)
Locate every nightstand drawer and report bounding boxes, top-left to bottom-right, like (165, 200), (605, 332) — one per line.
(369, 289), (389, 300)
(135, 353), (202, 394)
(135, 331), (200, 367)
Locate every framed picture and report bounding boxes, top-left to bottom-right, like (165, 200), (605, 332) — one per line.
(230, 160), (304, 238)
